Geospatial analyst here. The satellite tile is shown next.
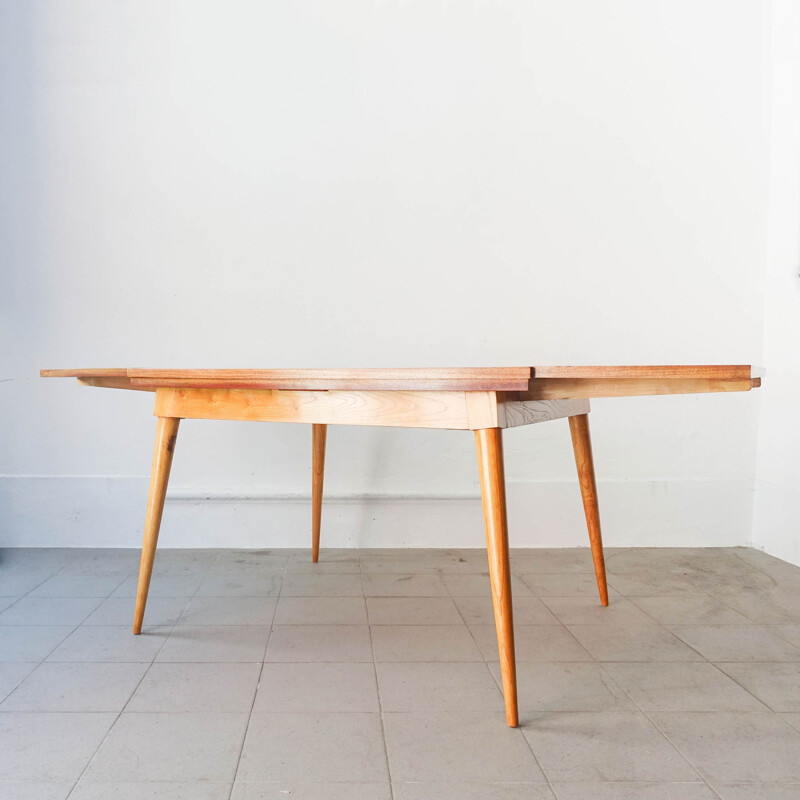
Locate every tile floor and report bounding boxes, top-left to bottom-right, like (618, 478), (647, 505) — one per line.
(1, 546), (800, 799)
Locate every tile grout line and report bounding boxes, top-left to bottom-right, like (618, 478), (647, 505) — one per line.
(592, 643), (725, 798)
(61, 551), (215, 798)
(442, 563), (561, 799)
(225, 551), (286, 800)
(364, 557), (395, 800)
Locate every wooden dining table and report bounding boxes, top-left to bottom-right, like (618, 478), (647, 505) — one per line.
(41, 365), (761, 726)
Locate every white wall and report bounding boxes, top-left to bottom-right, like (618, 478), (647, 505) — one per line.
(1, 1), (770, 549)
(751, 0), (800, 566)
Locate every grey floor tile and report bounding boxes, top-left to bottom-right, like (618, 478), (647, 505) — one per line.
(0, 783), (73, 800)
(681, 560), (776, 594)
(711, 784), (800, 800)
(0, 626), (75, 662)
(84, 712), (249, 782)
(606, 570), (703, 596)
(603, 548), (734, 572)
(542, 596), (656, 626)
(568, 625), (705, 662)
(430, 551), (490, 571)
(716, 663), (800, 712)
(0, 549), (77, 572)
(493, 662), (635, 713)
(783, 714), (800, 732)
(376, 662), (502, 711)
(776, 625), (800, 648)
(83, 596), (191, 626)
(0, 597), (102, 626)
(0, 662), (37, 701)
(454, 596), (560, 626)
(522, 711), (698, 782)
(47, 625), (171, 662)
(236, 712), (388, 782)
(509, 549), (596, 573)
(0, 712), (116, 781)
(286, 556), (361, 574)
(232, 783), (391, 800)
(710, 589), (800, 624)
(254, 663), (379, 712)
(361, 559), (437, 574)
(669, 625), (800, 662)
(441, 574), (532, 597)
(520, 573), (618, 598)
(265, 625), (373, 662)
(69, 782), (231, 800)
(0, 662), (148, 711)
(362, 574), (447, 597)
(282, 573), (363, 597)
(127, 662), (261, 711)
(275, 596), (367, 625)
(651, 712), (800, 782)
(383, 711), (545, 783)
(470, 624), (592, 662)
(112, 574), (206, 597)
(210, 552), (288, 575)
(157, 626), (269, 662)
(193, 574), (282, 597)
(630, 595), (750, 625)
(601, 662), (768, 711)
(367, 597), (462, 625)
(551, 783), (718, 799)
(59, 553), (139, 577)
(27, 574), (127, 598)
(371, 625), (482, 662)
(393, 782), (555, 799)
(0, 572), (52, 598)
(178, 596), (277, 626)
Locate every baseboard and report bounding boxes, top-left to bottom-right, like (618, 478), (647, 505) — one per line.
(751, 479), (800, 567)
(1, 476), (754, 549)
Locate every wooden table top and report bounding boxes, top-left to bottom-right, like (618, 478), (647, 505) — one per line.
(41, 366), (761, 397)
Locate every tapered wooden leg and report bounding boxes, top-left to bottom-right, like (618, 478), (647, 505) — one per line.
(475, 428), (518, 728)
(311, 423), (327, 563)
(133, 416), (180, 634)
(568, 413), (609, 606)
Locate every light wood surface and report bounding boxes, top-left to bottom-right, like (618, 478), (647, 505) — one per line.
(521, 377), (755, 400)
(154, 387), (475, 430)
(501, 397), (590, 429)
(311, 424), (327, 563)
(568, 414), (609, 606)
(152, 387), (590, 431)
(41, 365), (760, 395)
(133, 416), (180, 634)
(475, 427), (518, 727)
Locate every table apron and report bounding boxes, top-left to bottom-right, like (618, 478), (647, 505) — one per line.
(152, 387), (590, 430)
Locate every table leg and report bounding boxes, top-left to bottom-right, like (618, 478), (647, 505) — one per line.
(133, 416), (180, 634)
(475, 427), (518, 728)
(311, 423), (327, 563)
(568, 413), (609, 606)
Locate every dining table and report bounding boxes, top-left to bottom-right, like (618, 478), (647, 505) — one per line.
(40, 365), (762, 726)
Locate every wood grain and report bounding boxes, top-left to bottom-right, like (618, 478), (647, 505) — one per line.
(501, 397), (590, 428)
(41, 365), (761, 397)
(311, 424), (327, 563)
(568, 414), (609, 606)
(532, 365), (753, 379)
(133, 416), (180, 634)
(154, 387), (474, 429)
(522, 377), (754, 400)
(475, 427), (518, 727)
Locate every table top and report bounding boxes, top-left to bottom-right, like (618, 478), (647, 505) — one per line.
(41, 365), (761, 395)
